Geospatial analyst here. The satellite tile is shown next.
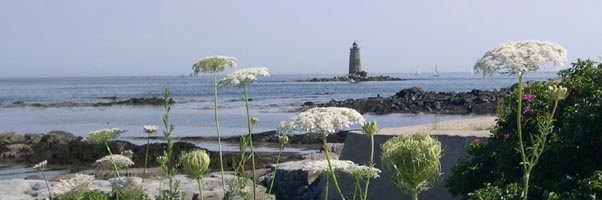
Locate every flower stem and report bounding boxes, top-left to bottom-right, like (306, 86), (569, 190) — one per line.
(322, 136), (345, 200)
(104, 141), (120, 178)
(516, 73), (529, 200)
(362, 134), (374, 200)
(40, 171), (52, 199)
(197, 177), (204, 200)
(412, 190), (418, 200)
(268, 143), (284, 194)
(213, 72), (227, 194)
(143, 136), (150, 182)
(242, 83), (257, 200)
(324, 174), (329, 200)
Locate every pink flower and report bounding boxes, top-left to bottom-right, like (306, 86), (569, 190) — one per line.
(473, 138), (481, 144)
(524, 93), (533, 102)
(523, 106), (531, 113)
(503, 133), (510, 139)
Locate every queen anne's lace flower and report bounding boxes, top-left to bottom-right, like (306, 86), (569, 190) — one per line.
(218, 67), (269, 87)
(54, 173), (95, 195)
(179, 150), (210, 179)
(192, 56), (237, 74)
(474, 40), (567, 76)
(279, 107), (365, 136)
(85, 128), (126, 144)
(33, 160), (47, 172)
(143, 125), (158, 135)
(94, 154), (135, 169)
(109, 177), (144, 191)
(303, 160), (381, 178)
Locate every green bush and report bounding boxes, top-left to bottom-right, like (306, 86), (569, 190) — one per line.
(446, 59), (602, 199)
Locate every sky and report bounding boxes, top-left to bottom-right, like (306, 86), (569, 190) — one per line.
(1, 0), (601, 77)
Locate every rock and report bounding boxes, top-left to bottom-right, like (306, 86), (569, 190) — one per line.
(95, 97), (175, 106)
(24, 175), (42, 180)
(260, 160), (319, 200)
(303, 101), (314, 106)
(314, 86), (509, 115)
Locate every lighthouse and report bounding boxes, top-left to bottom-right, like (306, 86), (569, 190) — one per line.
(349, 42), (362, 76)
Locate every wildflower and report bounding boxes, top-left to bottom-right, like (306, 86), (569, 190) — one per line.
(473, 138), (481, 144)
(279, 107), (365, 137)
(33, 160), (47, 172)
(503, 133), (511, 139)
(474, 40), (567, 76)
(54, 173), (95, 195)
(250, 117), (259, 125)
(157, 155), (168, 165)
(143, 125), (158, 135)
(94, 154), (134, 169)
(109, 177), (144, 191)
(549, 85), (568, 100)
(85, 128), (126, 144)
(192, 56), (237, 74)
(179, 150), (210, 179)
(218, 67), (269, 87)
(278, 135), (289, 145)
(523, 93), (533, 102)
(121, 150), (134, 159)
(523, 106), (531, 113)
(348, 165), (382, 179)
(362, 121), (379, 136)
(381, 133), (442, 196)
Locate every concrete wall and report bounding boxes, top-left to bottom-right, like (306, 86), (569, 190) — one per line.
(329, 132), (485, 200)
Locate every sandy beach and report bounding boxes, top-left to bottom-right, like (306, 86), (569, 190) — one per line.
(376, 116), (496, 137)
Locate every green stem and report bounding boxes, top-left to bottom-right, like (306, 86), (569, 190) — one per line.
(362, 134), (374, 200)
(197, 177), (204, 200)
(516, 74), (529, 200)
(412, 190), (418, 200)
(41, 171), (52, 199)
(243, 83), (257, 200)
(213, 73), (227, 194)
(143, 136), (150, 182)
(325, 173), (329, 200)
(104, 141), (120, 178)
(268, 144), (284, 194)
(322, 136), (346, 200)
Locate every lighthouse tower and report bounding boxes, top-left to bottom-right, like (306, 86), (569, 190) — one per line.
(349, 42), (362, 76)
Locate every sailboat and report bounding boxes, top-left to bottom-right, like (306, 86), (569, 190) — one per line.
(415, 69), (421, 76)
(433, 66), (440, 77)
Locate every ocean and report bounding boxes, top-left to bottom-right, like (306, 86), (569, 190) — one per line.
(0, 72), (557, 138)
(0, 72), (557, 179)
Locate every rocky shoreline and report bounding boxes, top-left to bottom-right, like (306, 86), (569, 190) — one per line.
(2, 97), (175, 108)
(305, 86), (510, 115)
(0, 131), (312, 172)
(293, 75), (403, 82)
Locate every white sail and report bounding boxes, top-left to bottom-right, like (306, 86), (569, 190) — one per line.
(415, 69), (420, 75)
(433, 66), (440, 77)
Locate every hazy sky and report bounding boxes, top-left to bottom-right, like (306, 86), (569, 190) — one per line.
(1, 1), (601, 77)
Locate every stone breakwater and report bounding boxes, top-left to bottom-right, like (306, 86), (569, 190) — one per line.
(293, 75), (403, 82)
(310, 86), (510, 114)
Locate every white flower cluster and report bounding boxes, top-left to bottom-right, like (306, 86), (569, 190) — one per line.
(303, 160), (381, 178)
(85, 128), (126, 144)
(218, 67), (269, 87)
(54, 173), (95, 195)
(474, 40), (567, 76)
(109, 177), (144, 191)
(94, 154), (135, 169)
(192, 55), (237, 74)
(143, 125), (158, 135)
(33, 160), (47, 171)
(278, 107), (365, 136)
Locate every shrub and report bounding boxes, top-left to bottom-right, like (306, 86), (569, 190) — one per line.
(446, 59), (602, 199)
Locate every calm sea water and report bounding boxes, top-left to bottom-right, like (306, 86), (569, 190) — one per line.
(0, 72), (557, 179)
(0, 72), (556, 139)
